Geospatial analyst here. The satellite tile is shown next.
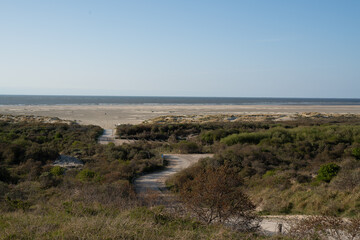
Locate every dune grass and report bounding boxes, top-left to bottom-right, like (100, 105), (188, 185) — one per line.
(0, 207), (275, 240)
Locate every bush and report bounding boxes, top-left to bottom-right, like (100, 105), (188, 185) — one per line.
(50, 166), (65, 176)
(263, 169), (276, 178)
(352, 147), (360, 160)
(220, 132), (269, 146)
(77, 169), (100, 182)
(317, 163), (340, 183)
(175, 141), (199, 154)
(179, 166), (260, 231)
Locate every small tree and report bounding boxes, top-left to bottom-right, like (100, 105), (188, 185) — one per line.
(317, 163), (340, 183)
(179, 166), (260, 231)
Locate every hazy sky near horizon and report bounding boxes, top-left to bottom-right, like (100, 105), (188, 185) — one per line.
(0, 1), (359, 98)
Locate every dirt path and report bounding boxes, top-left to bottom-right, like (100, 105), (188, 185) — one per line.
(133, 153), (298, 235)
(134, 154), (213, 202)
(98, 128), (137, 145)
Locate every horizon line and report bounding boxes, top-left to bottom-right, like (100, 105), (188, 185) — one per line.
(0, 94), (359, 100)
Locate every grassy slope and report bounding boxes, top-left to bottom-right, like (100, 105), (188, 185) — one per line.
(0, 207), (274, 240)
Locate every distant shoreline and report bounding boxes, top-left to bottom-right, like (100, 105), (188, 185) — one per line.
(1, 95), (360, 106)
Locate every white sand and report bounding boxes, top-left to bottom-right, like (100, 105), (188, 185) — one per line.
(1, 104), (360, 129)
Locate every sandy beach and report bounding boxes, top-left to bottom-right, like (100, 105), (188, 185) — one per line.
(1, 104), (360, 129)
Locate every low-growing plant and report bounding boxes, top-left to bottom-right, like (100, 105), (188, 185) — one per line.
(352, 147), (360, 160)
(317, 163), (340, 183)
(220, 132), (269, 146)
(77, 169), (100, 182)
(5, 196), (30, 211)
(50, 166), (65, 176)
(263, 169), (276, 178)
(174, 141), (200, 153)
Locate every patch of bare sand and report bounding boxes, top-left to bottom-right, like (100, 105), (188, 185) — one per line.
(1, 104), (360, 129)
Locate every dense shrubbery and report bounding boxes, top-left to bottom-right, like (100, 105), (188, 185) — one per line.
(0, 119), (268, 239)
(2, 115), (360, 238)
(116, 123), (202, 141)
(0, 120), (166, 218)
(0, 122), (102, 165)
(116, 122), (272, 142)
(220, 132), (270, 145)
(167, 119), (360, 217)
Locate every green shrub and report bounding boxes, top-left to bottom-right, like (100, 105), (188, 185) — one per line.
(352, 148), (360, 160)
(77, 169), (99, 182)
(220, 132), (269, 146)
(50, 166), (65, 176)
(175, 141), (199, 153)
(263, 169), (276, 178)
(54, 132), (63, 139)
(317, 163), (340, 182)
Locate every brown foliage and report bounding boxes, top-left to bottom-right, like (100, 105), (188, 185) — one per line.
(288, 216), (360, 240)
(179, 166), (260, 231)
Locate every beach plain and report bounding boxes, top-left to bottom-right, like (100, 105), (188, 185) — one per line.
(1, 104), (360, 129)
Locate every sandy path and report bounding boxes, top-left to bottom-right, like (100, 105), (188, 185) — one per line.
(134, 154), (213, 198)
(98, 128), (138, 145)
(133, 153), (297, 235)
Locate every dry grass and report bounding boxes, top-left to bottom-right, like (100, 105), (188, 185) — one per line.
(249, 183), (360, 217)
(287, 216), (360, 240)
(0, 207), (274, 240)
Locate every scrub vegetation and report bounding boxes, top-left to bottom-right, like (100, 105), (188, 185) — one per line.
(118, 117), (360, 217)
(1, 115), (360, 239)
(0, 118), (267, 239)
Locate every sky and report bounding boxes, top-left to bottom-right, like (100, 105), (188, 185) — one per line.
(0, 0), (359, 98)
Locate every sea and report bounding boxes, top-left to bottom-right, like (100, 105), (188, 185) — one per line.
(0, 95), (360, 106)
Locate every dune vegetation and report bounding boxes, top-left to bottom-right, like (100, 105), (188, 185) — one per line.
(1, 114), (360, 239)
(0, 117), (270, 239)
(118, 116), (360, 218)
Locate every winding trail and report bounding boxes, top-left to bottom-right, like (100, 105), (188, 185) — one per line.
(134, 154), (213, 203)
(99, 136), (352, 236)
(133, 153), (298, 235)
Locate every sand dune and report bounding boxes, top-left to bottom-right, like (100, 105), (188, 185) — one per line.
(1, 104), (360, 129)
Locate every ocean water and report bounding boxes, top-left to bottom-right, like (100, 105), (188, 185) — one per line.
(0, 95), (360, 106)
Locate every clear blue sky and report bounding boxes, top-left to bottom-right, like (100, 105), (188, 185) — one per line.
(0, 0), (359, 98)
